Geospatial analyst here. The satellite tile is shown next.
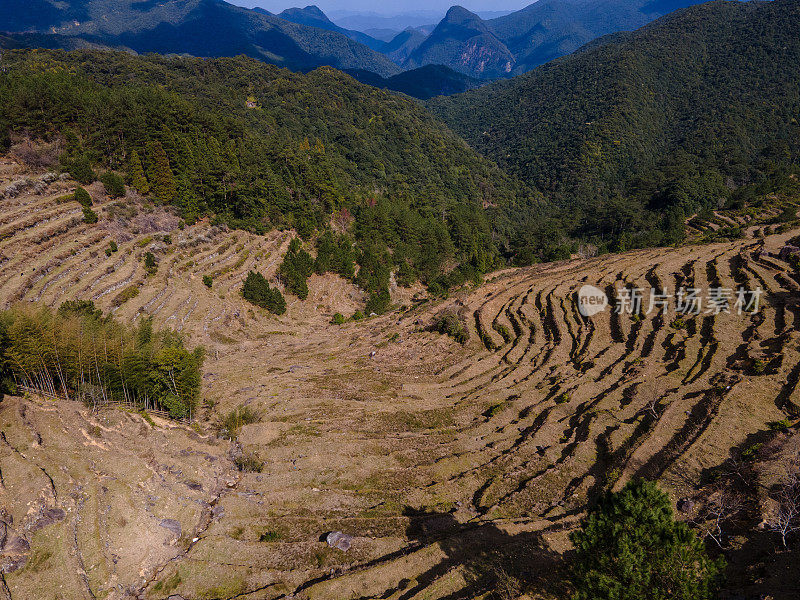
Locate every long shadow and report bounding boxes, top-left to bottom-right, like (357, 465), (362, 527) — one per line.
(350, 508), (568, 600)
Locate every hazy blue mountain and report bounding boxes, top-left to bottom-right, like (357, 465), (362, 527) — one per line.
(0, 0), (400, 77)
(407, 0), (715, 78)
(276, 5), (385, 51)
(382, 27), (428, 65)
(363, 28), (401, 42)
(330, 10), (443, 33)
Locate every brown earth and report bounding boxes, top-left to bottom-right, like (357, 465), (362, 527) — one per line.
(1, 156), (800, 599)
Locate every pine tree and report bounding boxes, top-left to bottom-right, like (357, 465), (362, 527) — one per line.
(176, 175), (200, 224)
(570, 479), (725, 600)
(148, 141), (177, 203)
(127, 150), (150, 195)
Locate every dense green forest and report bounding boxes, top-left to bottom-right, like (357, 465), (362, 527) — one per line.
(0, 302), (203, 419)
(0, 50), (527, 306)
(3, 0), (799, 297)
(430, 0), (800, 255)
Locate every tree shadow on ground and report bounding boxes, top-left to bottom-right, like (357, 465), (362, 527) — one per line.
(365, 507), (569, 600)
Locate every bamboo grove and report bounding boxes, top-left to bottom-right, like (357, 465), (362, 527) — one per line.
(0, 301), (203, 419)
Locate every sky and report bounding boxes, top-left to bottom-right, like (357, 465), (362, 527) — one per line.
(229, 1), (534, 15)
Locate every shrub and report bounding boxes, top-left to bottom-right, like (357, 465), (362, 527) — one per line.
(109, 241), (118, 253)
(314, 230), (355, 279)
(670, 317), (687, 330)
(203, 275), (213, 288)
(57, 300), (104, 322)
(395, 260), (416, 288)
(752, 358), (766, 375)
(216, 405), (261, 439)
(259, 530), (281, 542)
(351, 310), (364, 321)
(570, 479), (725, 600)
(768, 418), (791, 431)
(74, 186), (92, 207)
(365, 289), (391, 315)
(99, 171), (125, 198)
(144, 252), (157, 275)
(741, 442), (763, 461)
(242, 271), (286, 315)
(431, 312), (468, 344)
(331, 312), (345, 325)
(112, 284), (140, 307)
(82, 207), (98, 224)
(234, 451), (263, 473)
(494, 323), (512, 343)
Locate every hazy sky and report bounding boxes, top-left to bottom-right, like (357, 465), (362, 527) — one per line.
(230, 1), (534, 15)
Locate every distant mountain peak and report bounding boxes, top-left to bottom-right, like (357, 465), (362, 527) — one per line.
(278, 5), (332, 23)
(0, 0), (400, 77)
(442, 5), (485, 28)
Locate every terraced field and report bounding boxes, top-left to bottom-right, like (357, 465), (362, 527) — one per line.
(2, 157), (800, 599)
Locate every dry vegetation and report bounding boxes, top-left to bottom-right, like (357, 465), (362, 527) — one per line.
(1, 155), (800, 599)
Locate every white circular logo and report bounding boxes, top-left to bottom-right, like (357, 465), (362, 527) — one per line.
(577, 285), (608, 317)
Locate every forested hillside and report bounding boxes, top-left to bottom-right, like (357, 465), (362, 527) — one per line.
(0, 50), (525, 305)
(0, 0), (400, 77)
(431, 0), (800, 255)
(400, 0), (711, 78)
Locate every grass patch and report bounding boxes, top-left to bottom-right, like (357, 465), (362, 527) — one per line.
(385, 408), (454, 432)
(152, 571), (181, 595)
(259, 530), (282, 542)
(111, 284), (140, 307)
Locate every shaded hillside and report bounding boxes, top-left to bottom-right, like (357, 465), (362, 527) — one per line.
(405, 6), (515, 79)
(344, 64), (483, 100)
(0, 0), (400, 77)
(407, 0), (713, 78)
(0, 32), (115, 51)
(431, 0), (800, 254)
(277, 5), (385, 51)
(382, 27), (428, 64)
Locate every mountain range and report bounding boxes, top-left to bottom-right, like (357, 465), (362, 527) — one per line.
(430, 0), (800, 252)
(0, 0), (400, 77)
(401, 0), (715, 78)
(0, 0), (736, 89)
(275, 5), (386, 51)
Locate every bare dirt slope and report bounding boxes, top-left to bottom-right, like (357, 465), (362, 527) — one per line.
(1, 157), (800, 599)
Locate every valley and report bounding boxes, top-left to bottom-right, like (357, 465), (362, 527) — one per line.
(1, 157), (799, 599)
(1, 1), (800, 598)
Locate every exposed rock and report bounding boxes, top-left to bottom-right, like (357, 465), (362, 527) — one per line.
(677, 498), (695, 513)
(159, 519), (182, 537)
(29, 507), (66, 532)
(0, 522), (30, 574)
(325, 531), (353, 552)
